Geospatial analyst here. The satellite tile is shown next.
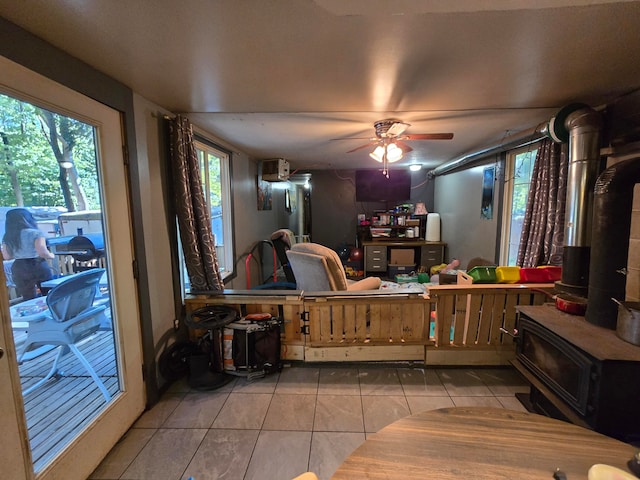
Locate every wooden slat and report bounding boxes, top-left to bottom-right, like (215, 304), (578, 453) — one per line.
(355, 304), (367, 342)
(489, 293), (507, 344)
(452, 293), (467, 346)
(401, 303), (424, 342)
(282, 304), (300, 341)
(369, 304), (382, 341)
(309, 304), (322, 343)
(379, 303), (391, 342)
(436, 295), (454, 346)
(319, 304), (332, 343)
(389, 303), (403, 342)
(476, 293), (494, 345)
(343, 304), (356, 342)
(332, 305), (344, 343)
(465, 293), (483, 345)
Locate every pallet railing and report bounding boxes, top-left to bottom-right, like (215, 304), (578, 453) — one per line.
(185, 284), (555, 364)
(424, 283), (554, 365)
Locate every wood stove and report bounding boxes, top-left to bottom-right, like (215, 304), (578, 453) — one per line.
(513, 305), (640, 442)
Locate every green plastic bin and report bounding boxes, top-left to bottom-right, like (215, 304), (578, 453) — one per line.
(467, 265), (497, 283)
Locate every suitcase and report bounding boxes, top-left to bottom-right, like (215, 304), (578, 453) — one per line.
(223, 313), (282, 380)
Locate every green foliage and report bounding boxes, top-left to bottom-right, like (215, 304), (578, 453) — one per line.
(511, 150), (536, 216)
(0, 94), (101, 209)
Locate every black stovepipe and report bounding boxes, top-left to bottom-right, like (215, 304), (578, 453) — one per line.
(585, 156), (640, 328)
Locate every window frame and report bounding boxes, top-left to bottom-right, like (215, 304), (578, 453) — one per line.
(179, 134), (235, 293)
(499, 142), (539, 265)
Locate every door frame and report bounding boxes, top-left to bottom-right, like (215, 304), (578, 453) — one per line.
(0, 16), (158, 406)
(0, 55), (146, 479)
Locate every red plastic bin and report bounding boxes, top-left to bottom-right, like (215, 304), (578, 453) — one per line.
(520, 268), (551, 283)
(538, 265), (562, 282)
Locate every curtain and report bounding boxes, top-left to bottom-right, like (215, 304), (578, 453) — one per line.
(169, 115), (224, 293)
(516, 138), (568, 268)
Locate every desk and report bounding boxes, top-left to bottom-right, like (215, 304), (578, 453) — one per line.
(362, 241), (445, 276)
(331, 407), (637, 479)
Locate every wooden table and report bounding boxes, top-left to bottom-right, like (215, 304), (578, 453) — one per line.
(331, 407), (638, 479)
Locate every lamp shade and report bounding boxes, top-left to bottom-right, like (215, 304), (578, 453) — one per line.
(386, 143), (403, 162)
(369, 145), (385, 162)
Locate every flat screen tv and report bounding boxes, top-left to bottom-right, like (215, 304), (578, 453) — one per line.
(355, 169), (411, 202)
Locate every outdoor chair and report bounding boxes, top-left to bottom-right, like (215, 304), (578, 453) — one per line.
(16, 268), (111, 401)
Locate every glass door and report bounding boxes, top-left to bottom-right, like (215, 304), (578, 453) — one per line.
(0, 56), (144, 479)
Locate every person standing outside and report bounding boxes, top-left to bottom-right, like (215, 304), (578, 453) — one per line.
(2, 208), (55, 300)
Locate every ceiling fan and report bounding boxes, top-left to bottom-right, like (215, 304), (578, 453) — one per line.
(344, 119), (454, 175)
(345, 119), (454, 153)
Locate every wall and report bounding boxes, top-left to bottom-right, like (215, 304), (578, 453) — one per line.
(0, 18), (282, 401)
(309, 168), (434, 251)
(131, 96), (180, 386)
(434, 163), (500, 267)
(224, 156), (286, 289)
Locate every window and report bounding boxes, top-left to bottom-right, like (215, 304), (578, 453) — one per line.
(500, 144), (538, 265)
(180, 137), (234, 292)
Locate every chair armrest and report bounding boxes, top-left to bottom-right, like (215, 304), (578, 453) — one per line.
(347, 276), (382, 291)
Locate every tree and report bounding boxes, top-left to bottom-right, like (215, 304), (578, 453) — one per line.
(0, 93), (102, 210)
(0, 131), (23, 206)
(38, 109), (89, 211)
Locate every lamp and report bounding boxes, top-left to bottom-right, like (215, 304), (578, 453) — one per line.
(369, 140), (403, 176)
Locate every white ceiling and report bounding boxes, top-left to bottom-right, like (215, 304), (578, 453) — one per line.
(1, 0), (639, 171)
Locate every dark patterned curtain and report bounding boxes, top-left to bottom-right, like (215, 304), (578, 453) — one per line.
(169, 115), (224, 293)
(516, 139), (568, 268)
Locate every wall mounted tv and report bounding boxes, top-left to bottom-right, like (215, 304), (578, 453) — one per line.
(355, 169), (412, 202)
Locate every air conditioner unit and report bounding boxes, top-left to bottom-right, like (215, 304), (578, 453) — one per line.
(261, 158), (290, 182)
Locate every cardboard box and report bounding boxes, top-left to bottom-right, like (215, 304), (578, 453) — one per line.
(438, 271), (458, 285)
(389, 249), (414, 265)
(388, 264), (416, 278)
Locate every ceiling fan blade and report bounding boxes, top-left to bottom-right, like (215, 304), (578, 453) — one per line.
(404, 133), (454, 140)
(395, 141), (413, 153)
(347, 142), (375, 153)
(331, 137), (375, 140)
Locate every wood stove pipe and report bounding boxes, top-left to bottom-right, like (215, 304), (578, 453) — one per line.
(550, 105), (603, 297)
(585, 156), (640, 328)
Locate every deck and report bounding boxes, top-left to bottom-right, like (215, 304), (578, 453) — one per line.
(14, 328), (119, 472)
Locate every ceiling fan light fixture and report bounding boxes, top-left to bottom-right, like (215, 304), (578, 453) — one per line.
(386, 142), (403, 162)
(409, 164), (422, 171)
(369, 145), (385, 162)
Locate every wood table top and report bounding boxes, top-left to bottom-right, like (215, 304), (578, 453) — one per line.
(331, 407), (638, 480)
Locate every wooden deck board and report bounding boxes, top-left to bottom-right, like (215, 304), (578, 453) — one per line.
(13, 328), (119, 472)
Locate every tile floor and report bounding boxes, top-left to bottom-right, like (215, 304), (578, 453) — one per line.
(90, 363), (530, 480)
